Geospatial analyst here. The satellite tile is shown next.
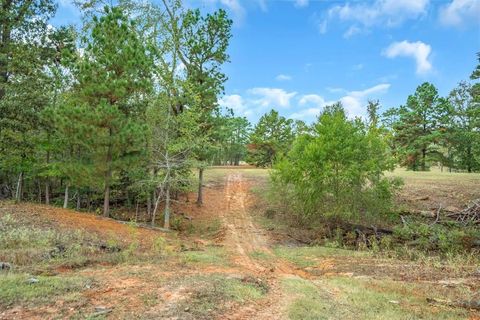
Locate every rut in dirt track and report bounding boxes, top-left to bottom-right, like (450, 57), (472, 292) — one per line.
(219, 172), (311, 320)
(222, 172), (270, 272)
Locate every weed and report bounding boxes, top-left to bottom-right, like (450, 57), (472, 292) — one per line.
(180, 246), (230, 266)
(170, 274), (266, 318)
(0, 273), (87, 307)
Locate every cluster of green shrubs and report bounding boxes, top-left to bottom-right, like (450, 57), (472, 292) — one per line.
(320, 222), (479, 258)
(271, 103), (401, 225)
(393, 223), (479, 254)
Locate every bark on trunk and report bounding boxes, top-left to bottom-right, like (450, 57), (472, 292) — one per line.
(421, 148), (426, 171)
(135, 199), (139, 222)
(196, 167), (204, 205)
(37, 181), (42, 202)
(15, 172), (23, 203)
(45, 150), (50, 204)
(147, 194), (151, 218)
(63, 184), (69, 209)
(103, 179), (110, 217)
(103, 133), (112, 218)
(45, 181), (50, 205)
(76, 191), (81, 211)
(164, 184), (170, 229)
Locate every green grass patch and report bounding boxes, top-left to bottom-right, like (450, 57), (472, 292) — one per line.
(180, 246), (230, 267)
(282, 275), (471, 320)
(169, 274), (267, 319)
(386, 167), (480, 182)
(249, 250), (274, 262)
(0, 273), (87, 307)
(274, 245), (371, 268)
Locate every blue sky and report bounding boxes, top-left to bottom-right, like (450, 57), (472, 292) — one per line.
(53, 0), (480, 123)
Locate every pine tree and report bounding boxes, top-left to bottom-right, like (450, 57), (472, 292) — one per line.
(72, 6), (152, 217)
(392, 83), (449, 171)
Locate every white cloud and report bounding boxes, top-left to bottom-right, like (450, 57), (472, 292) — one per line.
(275, 74), (292, 81)
(439, 0), (480, 27)
(220, 0), (246, 23)
(294, 0), (309, 8)
(383, 40), (432, 74)
(325, 0), (428, 36)
(326, 87), (346, 94)
(219, 94), (247, 114)
(340, 83), (390, 117)
(343, 25), (362, 38)
(203, 0), (245, 24)
(248, 88), (297, 108)
(310, 12), (328, 34)
(291, 94), (328, 120)
(299, 94), (326, 108)
(290, 108), (322, 120)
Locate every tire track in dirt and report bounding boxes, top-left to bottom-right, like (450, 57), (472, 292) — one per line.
(220, 173), (312, 320)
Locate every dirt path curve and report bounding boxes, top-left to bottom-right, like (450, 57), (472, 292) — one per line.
(220, 172), (308, 320)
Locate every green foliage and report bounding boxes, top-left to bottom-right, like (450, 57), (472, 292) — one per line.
(212, 115), (251, 165)
(393, 223), (479, 255)
(247, 110), (296, 167)
(272, 103), (398, 222)
(446, 81), (480, 172)
(0, 274), (87, 307)
(391, 82), (450, 171)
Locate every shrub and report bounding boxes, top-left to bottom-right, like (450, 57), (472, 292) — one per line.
(271, 103), (399, 224)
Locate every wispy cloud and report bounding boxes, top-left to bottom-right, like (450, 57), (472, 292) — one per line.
(339, 83), (391, 117)
(294, 0), (309, 8)
(318, 0), (428, 37)
(248, 87), (297, 108)
(275, 74), (292, 81)
(292, 84), (391, 120)
(439, 0), (480, 27)
(203, 0), (246, 25)
(383, 40), (432, 75)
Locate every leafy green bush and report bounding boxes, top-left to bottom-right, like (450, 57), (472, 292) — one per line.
(271, 103), (399, 224)
(393, 223), (479, 254)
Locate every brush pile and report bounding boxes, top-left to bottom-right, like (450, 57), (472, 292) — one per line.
(447, 199), (480, 225)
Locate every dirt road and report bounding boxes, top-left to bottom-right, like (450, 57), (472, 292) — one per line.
(220, 173), (307, 320)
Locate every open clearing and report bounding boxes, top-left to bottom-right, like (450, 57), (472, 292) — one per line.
(1, 168), (479, 319)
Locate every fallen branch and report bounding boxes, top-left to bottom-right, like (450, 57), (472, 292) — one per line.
(446, 199), (480, 225)
(427, 297), (480, 311)
(429, 205), (442, 226)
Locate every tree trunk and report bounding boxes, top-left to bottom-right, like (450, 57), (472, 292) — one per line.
(76, 190), (81, 211)
(15, 172), (23, 203)
(421, 148), (426, 171)
(103, 179), (110, 217)
(152, 188), (163, 227)
(196, 167), (204, 205)
(147, 194), (151, 218)
(45, 181), (50, 205)
(87, 192), (91, 211)
(37, 180), (42, 202)
(164, 184), (170, 229)
(103, 135), (112, 217)
(63, 184), (69, 209)
(45, 150), (50, 204)
(135, 199), (139, 222)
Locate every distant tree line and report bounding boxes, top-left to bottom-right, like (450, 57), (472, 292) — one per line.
(247, 55), (480, 173)
(383, 74), (479, 172)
